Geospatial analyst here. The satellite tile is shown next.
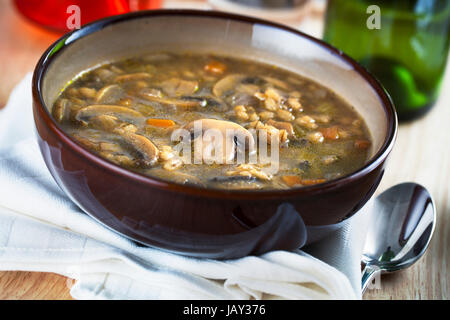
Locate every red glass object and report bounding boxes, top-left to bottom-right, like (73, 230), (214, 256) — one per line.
(14, 0), (162, 32)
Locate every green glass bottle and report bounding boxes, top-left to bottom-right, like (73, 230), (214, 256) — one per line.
(323, 0), (450, 121)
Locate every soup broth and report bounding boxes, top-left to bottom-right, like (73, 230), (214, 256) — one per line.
(53, 53), (372, 190)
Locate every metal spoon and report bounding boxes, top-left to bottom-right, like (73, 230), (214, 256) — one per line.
(361, 182), (436, 294)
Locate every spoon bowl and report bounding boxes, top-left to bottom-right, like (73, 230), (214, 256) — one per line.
(362, 182), (435, 292)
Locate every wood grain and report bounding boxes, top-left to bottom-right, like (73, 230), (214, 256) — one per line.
(0, 272), (73, 300)
(0, 0), (448, 300)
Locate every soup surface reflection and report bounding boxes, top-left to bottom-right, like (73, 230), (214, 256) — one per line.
(53, 53), (372, 190)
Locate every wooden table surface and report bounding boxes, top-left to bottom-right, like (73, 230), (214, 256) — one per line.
(0, 0), (448, 300)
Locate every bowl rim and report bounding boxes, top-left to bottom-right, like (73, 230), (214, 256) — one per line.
(33, 9), (398, 200)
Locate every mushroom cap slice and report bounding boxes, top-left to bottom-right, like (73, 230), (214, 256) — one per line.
(138, 91), (205, 108)
(89, 114), (121, 131)
(76, 105), (143, 124)
(209, 175), (265, 190)
(213, 75), (273, 108)
(114, 72), (152, 82)
(183, 118), (256, 163)
(160, 78), (199, 96)
(95, 84), (125, 104)
(212, 74), (246, 98)
(213, 74), (290, 100)
(203, 96), (228, 112)
(262, 76), (290, 90)
(52, 98), (71, 122)
(119, 132), (159, 166)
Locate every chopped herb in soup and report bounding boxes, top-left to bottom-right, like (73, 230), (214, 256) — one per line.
(52, 53), (372, 190)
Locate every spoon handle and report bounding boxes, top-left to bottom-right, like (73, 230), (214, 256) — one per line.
(361, 265), (381, 294)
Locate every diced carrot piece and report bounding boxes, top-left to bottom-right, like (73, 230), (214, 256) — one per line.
(282, 175), (303, 187)
(320, 126), (340, 140)
(354, 140), (371, 149)
(146, 118), (176, 128)
(282, 175), (326, 187)
(204, 61), (227, 75)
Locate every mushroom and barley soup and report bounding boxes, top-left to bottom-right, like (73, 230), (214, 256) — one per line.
(53, 53), (372, 190)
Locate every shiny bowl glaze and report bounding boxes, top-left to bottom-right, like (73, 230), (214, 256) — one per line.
(33, 10), (397, 259)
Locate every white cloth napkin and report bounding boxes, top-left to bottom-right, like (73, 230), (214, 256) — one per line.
(0, 74), (371, 299)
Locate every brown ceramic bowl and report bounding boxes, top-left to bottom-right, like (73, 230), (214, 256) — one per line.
(33, 10), (397, 259)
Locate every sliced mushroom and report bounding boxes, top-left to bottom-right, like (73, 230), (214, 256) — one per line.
(139, 91), (205, 108)
(95, 84), (125, 104)
(72, 134), (101, 151)
(110, 66), (125, 74)
(231, 92), (260, 107)
(99, 142), (124, 153)
(114, 72), (151, 82)
(75, 105), (143, 124)
(113, 123), (138, 135)
(176, 96), (208, 108)
(214, 74), (289, 96)
(160, 78), (199, 96)
(68, 97), (87, 107)
(213, 74), (267, 109)
(66, 88), (80, 98)
(78, 87), (97, 99)
(203, 96), (228, 112)
(183, 118), (256, 163)
(236, 83), (260, 96)
(209, 175), (265, 190)
(212, 74), (246, 98)
(89, 114), (121, 131)
(240, 76), (267, 86)
(262, 76), (290, 90)
(100, 152), (136, 167)
(72, 134), (134, 167)
(93, 68), (116, 82)
(119, 132), (159, 166)
(140, 88), (163, 99)
(210, 175), (257, 183)
(53, 98), (71, 122)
